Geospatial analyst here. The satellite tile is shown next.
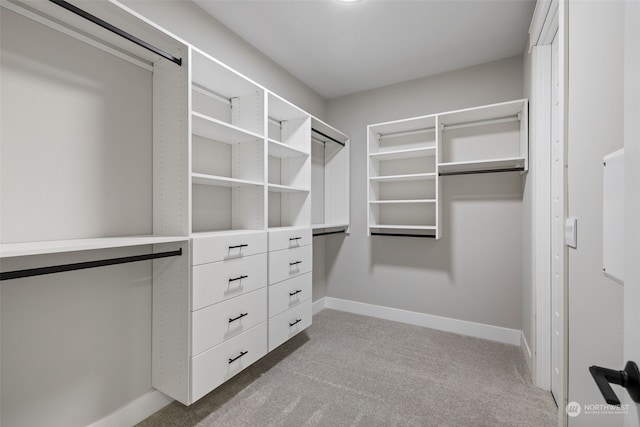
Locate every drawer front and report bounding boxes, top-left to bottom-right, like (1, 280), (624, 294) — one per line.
(192, 253), (267, 311)
(191, 322), (267, 403)
(192, 288), (267, 356)
(268, 298), (312, 352)
(268, 245), (312, 285)
(268, 227), (312, 252)
(192, 232), (267, 265)
(268, 273), (312, 318)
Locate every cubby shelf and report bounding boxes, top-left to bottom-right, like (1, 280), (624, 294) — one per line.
(369, 199), (436, 204)
(192, 112), (264, 144)
(268, 183), (309, 193)
(369, 173), (436, 182)
(268, 139), (309, 158)
(369, 146), (436, 160)
(192, 173), (263, 188)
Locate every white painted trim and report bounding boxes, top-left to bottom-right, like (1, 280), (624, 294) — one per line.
(87, 390), (173, 427)
(521, 331), (533, 376)
(532, 44), (553, 391)
(312, 297), (326, 315)
(323, 297), (522, 346)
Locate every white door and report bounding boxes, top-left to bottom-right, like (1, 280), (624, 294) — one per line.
(550, 28), (565, 409)
(624, 0), (640, 425)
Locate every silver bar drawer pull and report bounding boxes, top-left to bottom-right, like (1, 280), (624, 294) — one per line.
(229, 275), (248, 283)
(228, 312), (248, 323)
(289, 289), (302, 296)
(229, 350), (248, 364)
(289, 261), (302, 266)
(289, 318), (302, 327)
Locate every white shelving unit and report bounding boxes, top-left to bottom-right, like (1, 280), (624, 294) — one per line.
(267, 93), (311, 230)
(367, 99), (528, 238)
(189, 48), (266, 235)
(311, 117), (350, 235)
(1, 0), (350, 412)
(367, 115), (439, 237)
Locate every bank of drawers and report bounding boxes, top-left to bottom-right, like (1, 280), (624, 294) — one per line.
(190, 231), (268, 401)
(267, 227), (313, 351)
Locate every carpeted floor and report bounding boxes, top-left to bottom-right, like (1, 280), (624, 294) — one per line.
(138, 309), (557, 427)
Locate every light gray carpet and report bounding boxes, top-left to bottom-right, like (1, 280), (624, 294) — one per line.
(138, 309), (557, 427)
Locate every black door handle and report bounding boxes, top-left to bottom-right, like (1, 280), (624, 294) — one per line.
(589, 361), (640, 405)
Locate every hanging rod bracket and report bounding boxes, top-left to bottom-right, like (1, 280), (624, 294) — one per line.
(49, 0), (182, 66)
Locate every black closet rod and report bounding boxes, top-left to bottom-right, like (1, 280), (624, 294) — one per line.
(49, 0), (182, 67)
(371, 233), (436, 239)
(0, 248), (182, 281)
(311, 128), (346, 147)
(438, 167), (525, 177)
(313, 230), (346, 237)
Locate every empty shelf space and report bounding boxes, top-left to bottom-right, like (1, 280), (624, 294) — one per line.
(370, 225), (437, 231)
(192, 112), (263, 143)
(192, 173), (263, 188)
(268, 139), (309, 158)
(369, 173), (436, 182)
(438, 157), (526, 175)
(268, 184), (310, 193)
(0, 235), (187, 259)
(369, 146), (435, 160)
(369, 199), (436, 204)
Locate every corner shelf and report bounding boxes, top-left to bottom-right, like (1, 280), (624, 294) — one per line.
(267, 183), (309, 193)
(268, 139), (309, 158)
(192, 173), (263, 188)
(192, 112), (264, 144)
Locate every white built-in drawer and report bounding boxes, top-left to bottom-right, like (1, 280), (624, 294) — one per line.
(192, 231), (267, 265)
(268, 227), (312, 252)
(268, 245), (312, 285)
(192, 288), (267, 356)
(192, 253), (267, 311)
(191, 321), (267, 403)
(268, 273), (312, 318)
(268, 298), (312, 352)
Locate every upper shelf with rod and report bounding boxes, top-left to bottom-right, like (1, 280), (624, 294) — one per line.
(3, 0), (188, 70)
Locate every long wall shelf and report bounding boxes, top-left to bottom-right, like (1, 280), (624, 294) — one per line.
(192, 173), (263, 188)
(192, 112), (264, 144)
(367, 99), (528, 238)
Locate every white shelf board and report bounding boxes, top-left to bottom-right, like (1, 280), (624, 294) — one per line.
(369, 225), (437, 231)
(368, 115), (437, 137)
(369, 173), (436, 183)
(191, 48), (263, 99)
(191, 229), (265, 239)
(0, 235), (187, 259)
(369, 199), (436, 204)
(311, 223), (349, 230)
(268, 93), (309, 122)
(267, 183), (310, 193)
(369, 146), (435, 161)
(268, 139), (309, 158)
(192, 173), (263, 188)
(192, 112), (263, 144)
(438, 157), (526, 174)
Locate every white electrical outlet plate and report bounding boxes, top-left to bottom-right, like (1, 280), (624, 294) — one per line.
(565, 217), (577, 248)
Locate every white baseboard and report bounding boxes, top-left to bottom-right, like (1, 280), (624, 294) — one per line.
(312, 297), (326, 315)
(319, 297), (522, 346)
(87, 389), (173, 427)
(521, 331), (534, 375)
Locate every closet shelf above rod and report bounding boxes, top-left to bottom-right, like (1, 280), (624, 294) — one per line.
(0, 248), (183, 281)
(441, 115), (519, 131)
(49, 0), (182, 66)
(311, 128), (346, 147)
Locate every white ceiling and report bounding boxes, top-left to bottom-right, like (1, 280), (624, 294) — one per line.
(193, 0), (535, 99)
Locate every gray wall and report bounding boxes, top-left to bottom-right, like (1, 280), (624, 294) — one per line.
(121, 0), (325, 119)
(324, 56), (525, 330)
(566, 1), (625, 425)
